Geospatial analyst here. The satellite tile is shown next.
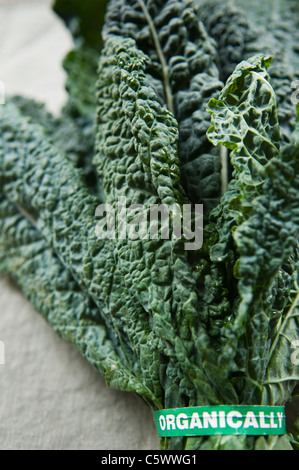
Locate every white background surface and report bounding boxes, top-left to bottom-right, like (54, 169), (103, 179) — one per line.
(0, 0), (159, 450)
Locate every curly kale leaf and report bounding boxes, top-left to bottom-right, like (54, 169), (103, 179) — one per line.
(62, 46), (100, 116)
(8, 95), (95, 176)
(0, 194), (154, 398)
(0, 101), (163, 409)
(207, 55), (299, 404)
(95, 35), (237, 408)
(207, 55), (280, 266)
(235, 0), (299, 146)
(104, 0), (224, 209)
(198, 0), (299, 145)
(0, 38), (236, 426)
(196, 0), (257, 83)
(0, 0), (298, 451)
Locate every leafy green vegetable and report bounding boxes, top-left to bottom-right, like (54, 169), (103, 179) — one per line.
(0, 0), (298, 451)
(196, 0), (256, 82)
(206, 54), (299, 405)
(53, 0), (109, 114)
(104, 0), (224, 211)
(197, 0), (299, 144)
(0, 194), (151, 397)
(53, 0), (109, 49)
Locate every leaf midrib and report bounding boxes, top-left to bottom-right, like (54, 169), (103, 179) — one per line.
(137, 0), (174, 115)
(267, 290), (299, 365)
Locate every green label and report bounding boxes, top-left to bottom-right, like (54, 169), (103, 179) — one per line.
(153, 405), (286, 437)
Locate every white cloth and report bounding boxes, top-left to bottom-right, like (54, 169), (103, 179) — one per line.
(0, 1), (159, 450)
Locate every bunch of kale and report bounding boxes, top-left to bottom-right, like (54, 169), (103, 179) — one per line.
(0, 0), (298, 450)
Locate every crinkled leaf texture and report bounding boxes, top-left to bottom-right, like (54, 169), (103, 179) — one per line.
(95, 34), (241, 412)
(0, 102), (163, 409)
(0, 195), (152, 398)
(104, 0), (224, 211)
(0, 0), (298, 451)
(198, 0), (299, 144)
(207, 55), (299, 415)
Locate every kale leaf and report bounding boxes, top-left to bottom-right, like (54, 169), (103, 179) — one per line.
(0, 0), (298, 451)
